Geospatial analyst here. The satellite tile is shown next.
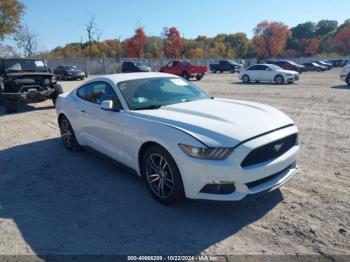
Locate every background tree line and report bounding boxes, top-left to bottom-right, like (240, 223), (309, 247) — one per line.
(0, 1), (349, 60)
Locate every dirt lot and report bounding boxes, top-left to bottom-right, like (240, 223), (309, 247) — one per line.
(0, 69), (349, 257)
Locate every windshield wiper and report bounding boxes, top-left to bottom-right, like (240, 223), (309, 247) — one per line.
(134, 105), (163, 110)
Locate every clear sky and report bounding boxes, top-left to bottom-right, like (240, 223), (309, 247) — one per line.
(7, 0), (350, 50)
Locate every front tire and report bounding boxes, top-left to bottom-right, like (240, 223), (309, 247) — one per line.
(274, 75), (284, 84)
(58, 115), (80, 151)
(142, 145), (185, 204)
(4, 98), (18, 113)
(51, 84), (64, 105)
(242, 75), (250, 83)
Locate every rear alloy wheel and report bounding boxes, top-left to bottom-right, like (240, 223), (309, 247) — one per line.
(143, 145), (185, 204)
(242, 75), (250, 83)
(274, 75), (284, 84)
(59, 116), (80, 151)
(4, 98), (18, 113)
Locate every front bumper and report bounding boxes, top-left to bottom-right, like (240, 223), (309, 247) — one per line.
(175, 125), (299, 201)
(2, 89), (55, 102)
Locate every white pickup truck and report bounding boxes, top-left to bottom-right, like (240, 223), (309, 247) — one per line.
(340, 65), (350, 86)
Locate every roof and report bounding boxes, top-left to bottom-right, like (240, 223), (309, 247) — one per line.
(93, 72), (179, 83)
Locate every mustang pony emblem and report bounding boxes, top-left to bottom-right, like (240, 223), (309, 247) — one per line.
(273, 143), (284, 153)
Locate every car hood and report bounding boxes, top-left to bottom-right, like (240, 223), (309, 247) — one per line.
(130, 98), (294, 147)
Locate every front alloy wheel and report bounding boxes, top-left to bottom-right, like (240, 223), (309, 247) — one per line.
(59, 116), (80, 151)
(143, 145), (184, 204)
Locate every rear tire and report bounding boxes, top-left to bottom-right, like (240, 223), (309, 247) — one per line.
(142, 145), (185, 204)
(212, 69), (217, 74)
(242, 75), (250, 83)
(181, 72), (189, 80)
(4, 98), (18, 113)
(196, 74), (203, 81)
(58, 115), (80, 151)
(274, 75), (284, 85)
(346, 74), (350, 86)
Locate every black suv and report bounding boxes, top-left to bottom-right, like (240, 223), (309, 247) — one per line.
(121, 61), (151, 73)
(54, 65), (86, 80)
(209, 59), (243, 73)
(0, 58), (63, 113)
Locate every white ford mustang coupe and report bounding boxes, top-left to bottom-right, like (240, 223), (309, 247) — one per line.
(56, 72), (299, 204)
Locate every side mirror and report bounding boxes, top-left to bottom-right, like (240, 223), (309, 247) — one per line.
(101, 100), (121, 112)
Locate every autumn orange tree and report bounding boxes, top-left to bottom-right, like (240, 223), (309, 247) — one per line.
(331, 28), (350, 55)
(299, 37), (320, 55)
(0, 0), (25, 40)
(124, 28), (148, 58)
(164, 27), (184, 58)
(252, 21), (289, 59)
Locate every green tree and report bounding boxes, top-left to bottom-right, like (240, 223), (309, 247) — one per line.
(0, 0), (24, 40)
(290, 22), (316, 39)
(315, 20), (338, 36)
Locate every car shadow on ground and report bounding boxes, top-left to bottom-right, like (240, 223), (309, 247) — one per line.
(231, 81), (295, 86)
(0, 138), (284, 255)
(330, 85), (350, 90)
(0, 103), (55, 116)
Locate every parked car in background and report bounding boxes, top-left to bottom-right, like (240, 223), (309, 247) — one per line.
(313, 61), (333, 70)
(266, 60), (305, 73)
(56, 72), (299, 204)
(302, 62), (327, 72)
(209, 59), (243, 73)
(325, 59), (346, 67)
(0, 58), (63, 113)
(239, 64), (299, 84)
(121, 61), (151, 73)
(159, 60), (208, 80)
(340, 65), (350, 86)
(54, 65), (86, 80)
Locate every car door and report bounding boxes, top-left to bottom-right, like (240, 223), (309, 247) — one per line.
(75, 81), (126, 162)
(259, 65), (273, 81)
(246, 65), (258, 80)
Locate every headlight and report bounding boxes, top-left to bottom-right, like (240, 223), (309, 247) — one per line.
(179, 144), (233, 160)
(51, 76), (57, 83)
(286, 73), (293, 76)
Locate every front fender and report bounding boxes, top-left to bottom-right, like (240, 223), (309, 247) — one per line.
(123, 113), (205, 176)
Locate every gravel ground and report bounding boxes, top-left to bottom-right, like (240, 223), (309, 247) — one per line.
(0, 69), (349, 258)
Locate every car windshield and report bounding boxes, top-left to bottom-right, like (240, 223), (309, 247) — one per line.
(117, 77), (209, 110)
(4, 59), (48, 72)
(63, 65), (79, 70)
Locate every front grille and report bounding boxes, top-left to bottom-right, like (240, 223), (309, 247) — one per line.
(246, 164), (292, 189)
(241, 133), (297, 168)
